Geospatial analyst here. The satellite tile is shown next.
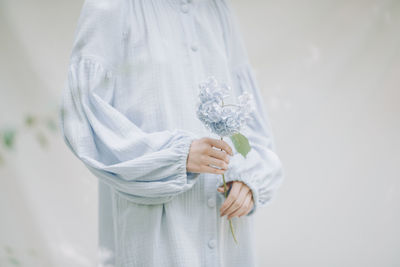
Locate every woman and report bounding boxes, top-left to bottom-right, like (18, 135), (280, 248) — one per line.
(60, 0), (284, 266)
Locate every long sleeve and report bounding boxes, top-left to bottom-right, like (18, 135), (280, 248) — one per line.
(217, 1), (284, 216)
(59, 56), (201, 205)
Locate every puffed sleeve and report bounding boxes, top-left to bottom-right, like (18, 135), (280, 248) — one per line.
(60, 56), (201, 205)
(218, 1), (284, 216)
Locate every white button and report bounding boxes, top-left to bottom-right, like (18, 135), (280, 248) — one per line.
(207, 198), (216, 208)
(181, 4), (189, 13)
(190, 44), (198, 52)
(208, 239), (216, 249)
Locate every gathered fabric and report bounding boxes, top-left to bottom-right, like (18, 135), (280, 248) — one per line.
(59, 0), (284, 266)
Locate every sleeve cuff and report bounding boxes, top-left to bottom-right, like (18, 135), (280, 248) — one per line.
(175, 129), (202, 187)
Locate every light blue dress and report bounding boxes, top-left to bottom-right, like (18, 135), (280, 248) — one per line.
(59, 0), (284, 266)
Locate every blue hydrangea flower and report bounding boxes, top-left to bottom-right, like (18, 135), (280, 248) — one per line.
(198, 76), (230, 103)
(196, 76), (254, 137)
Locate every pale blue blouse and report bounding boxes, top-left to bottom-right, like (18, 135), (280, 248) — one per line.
(59, 0), (284, 266)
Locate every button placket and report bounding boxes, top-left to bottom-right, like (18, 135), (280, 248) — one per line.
(204, 178), (219, 265)
(179, 6), (215, 262)
(190, 43), (198, 52)
(208, 239), (216, 249)
(179, 0), (199, 53)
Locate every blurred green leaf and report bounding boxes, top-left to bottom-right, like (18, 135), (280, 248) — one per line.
(27, 248), (38, 257)
(230, 132), (251, 158)
(36, 131), (48, 147)
(4, 246), (13, 254)
(25, 114), (36, 127)
(8, 256), (20, 266)
(2, 129), (16, 149)
(46, 118), (57, 132)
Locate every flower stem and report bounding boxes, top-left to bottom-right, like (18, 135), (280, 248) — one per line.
(220, 136), (238, 244)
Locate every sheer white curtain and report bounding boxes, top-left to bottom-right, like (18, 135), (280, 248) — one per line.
(0, 0), (399, 266)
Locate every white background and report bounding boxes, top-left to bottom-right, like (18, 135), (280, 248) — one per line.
(0, 0), (399, 266)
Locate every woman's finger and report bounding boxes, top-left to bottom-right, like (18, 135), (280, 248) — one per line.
(201, 165), (225, 175)
(205, 156), (228, 170)
(205, 138), (233, 156)
(234, 191), (253, 217)
(208, 148), (230, 164)
(217, 181), (232, 193)
(225, 185), (250, 219)
(243, 192), (254, 216)
(220, 182), (243, 216)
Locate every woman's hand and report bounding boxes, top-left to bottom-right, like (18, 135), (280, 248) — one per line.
(218, 181), (254, 219)
(186, 137), (233, 175)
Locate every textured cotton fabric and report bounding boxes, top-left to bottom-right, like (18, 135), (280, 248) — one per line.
(59, 0), (284, 266)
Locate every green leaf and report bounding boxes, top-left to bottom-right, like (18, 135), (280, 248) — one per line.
(4, 245), (13, 254)
(2, 129), (16, 149)
(230, 132), (251, 158)
(25, 114), (36, 127)
(27, 248), (38, 257)
(36, 131), (48, 148)
(8, 256), (20, 266)
(46, 118), (57, 132)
